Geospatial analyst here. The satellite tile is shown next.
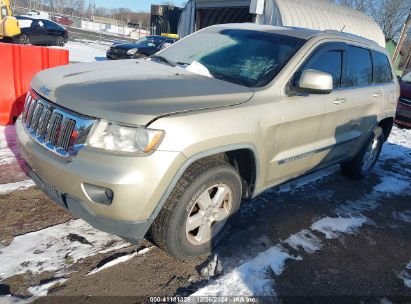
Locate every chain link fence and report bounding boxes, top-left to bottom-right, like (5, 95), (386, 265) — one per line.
(12, 6), (154, 42)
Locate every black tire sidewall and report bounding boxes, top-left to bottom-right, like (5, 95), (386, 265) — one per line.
(359, 128), (384, 176)
(20, 34), (29, 45)
(56, 36), (64, 46)
(167, 165), (242, 258)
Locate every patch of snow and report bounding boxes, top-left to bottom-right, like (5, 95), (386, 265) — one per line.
(27, 278), (67, 297)
(399, 270), (411, 288)
(185, 61), (213, 78)
(59, 40), (109, 62)
(87, 247), (151, 276)
(0, 180), (35, 195)
(284, 229), (322, 254)
(311, 216), (367, 239)
(0, 125), (22, 166)
(373, 176), (409, 196)
(0, 295), (31, 304)
(0, 219), (129, 280)
(193, 245), (295, 296)
(392, 211), (411, 223)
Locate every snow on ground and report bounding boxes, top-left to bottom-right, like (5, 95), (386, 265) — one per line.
(194, 127), (411, 297)
(27, 278), (67, 297)
(59, 39), (111, 63)
(0, 179), (35, 195)
(87, 247), (151, 276)
(0, 219), (130, 280)
(194, 215), (367, 297)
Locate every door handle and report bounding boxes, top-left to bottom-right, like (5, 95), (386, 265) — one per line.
(334, 97), (347, 105)
(372, 92), (382, 98)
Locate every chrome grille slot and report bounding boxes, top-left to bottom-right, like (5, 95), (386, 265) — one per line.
(37, 108), (52, 137)
(26, 100), (38, 127)
(57, 119), (76, 151)
(22, 90), (95, 158)
(46, 112), (63, 146)
(30, 103), (44, 132)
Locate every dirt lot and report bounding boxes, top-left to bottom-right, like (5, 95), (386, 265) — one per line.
(0, 127), (410, 304)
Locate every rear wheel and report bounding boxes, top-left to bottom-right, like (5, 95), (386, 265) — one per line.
(18, 34), (30, 45)
(56, 36), (65, 47)
(150, 158), (242, 260)
(340, 126), (384, 179)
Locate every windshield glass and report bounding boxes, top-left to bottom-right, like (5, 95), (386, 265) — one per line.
(402, 72), (411, 83)
(135, 36), (163, 48)
(158, 27), (306, 87)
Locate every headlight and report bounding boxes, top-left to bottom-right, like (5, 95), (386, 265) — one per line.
(87, 121), (164, 153)
(127, 48), (138, 55)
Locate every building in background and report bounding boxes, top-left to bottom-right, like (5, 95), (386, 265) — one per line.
(150, 4), (182, 36)
(177, 0), (385, 48)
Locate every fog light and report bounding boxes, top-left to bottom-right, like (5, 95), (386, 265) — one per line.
(83, 183), (114, 205)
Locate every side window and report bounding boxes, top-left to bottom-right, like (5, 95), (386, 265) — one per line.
(302, 50), (342, 89)
(343, 46), (373, 87)
(373, 51), (393, 84)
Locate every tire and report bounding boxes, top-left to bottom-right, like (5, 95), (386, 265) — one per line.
(340, 126), (384, 179)
(150, 158), (242, 260)
(56, 36), (65, 47)
(18, 34), (30, 45)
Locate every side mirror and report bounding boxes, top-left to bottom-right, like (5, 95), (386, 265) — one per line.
(298, 69), (333, 94)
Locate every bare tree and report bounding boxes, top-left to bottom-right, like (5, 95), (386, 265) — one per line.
(333, 0), (411, 39)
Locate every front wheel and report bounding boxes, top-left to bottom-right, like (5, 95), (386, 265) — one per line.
(56, 36), (65, 47)
(150, 158), (242, 260)
(340, 126), (384, 179)
(18, 34), (30, 45)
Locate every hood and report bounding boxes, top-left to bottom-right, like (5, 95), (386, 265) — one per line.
(31, 60), (254, 126)
(400, 80), (411, 99)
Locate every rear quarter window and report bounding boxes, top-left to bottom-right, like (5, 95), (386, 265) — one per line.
(373, 51), (393, 83)
(343, 46), (373, 87)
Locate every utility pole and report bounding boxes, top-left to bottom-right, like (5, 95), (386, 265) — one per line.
(392, 10), (411, 66)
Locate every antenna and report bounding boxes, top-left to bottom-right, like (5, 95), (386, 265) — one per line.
(341, 25), (346, 32)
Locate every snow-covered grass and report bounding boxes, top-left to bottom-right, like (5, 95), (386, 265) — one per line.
(0, 219), (130, 280)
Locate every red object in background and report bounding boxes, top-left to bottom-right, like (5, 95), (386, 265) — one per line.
(52, 15), (73, 26)
(0, 43), (69, 126)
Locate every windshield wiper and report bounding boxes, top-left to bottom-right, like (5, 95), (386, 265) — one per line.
(149, 55), (177, 67)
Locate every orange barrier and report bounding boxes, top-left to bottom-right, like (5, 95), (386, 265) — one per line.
(0, 43), (69, 126)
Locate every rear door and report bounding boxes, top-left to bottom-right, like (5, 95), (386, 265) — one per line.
(338, 45), (381, 155)
(30, 20), (47, 44)
(372, 51), (398, 120)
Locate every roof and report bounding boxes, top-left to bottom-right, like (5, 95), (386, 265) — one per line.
(210, 23), (384, 51)
(210, 23), (321, 40)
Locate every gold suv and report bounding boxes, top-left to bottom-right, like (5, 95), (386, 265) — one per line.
(16, 23), (399, 259)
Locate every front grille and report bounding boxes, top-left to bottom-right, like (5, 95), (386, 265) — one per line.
(22, 90), (95, 158)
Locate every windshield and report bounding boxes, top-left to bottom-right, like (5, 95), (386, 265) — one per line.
(157, 27), (305, 87)
(135, 36), (163, 48)
(402, 72), (411, 83)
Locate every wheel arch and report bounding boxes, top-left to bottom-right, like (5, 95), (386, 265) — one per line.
(145, 144), (259, 235)
(378, 117), (394, 141)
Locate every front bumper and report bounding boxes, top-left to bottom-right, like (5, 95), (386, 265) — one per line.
(106, 50), (135, 60)
(16, 117), (186, 240)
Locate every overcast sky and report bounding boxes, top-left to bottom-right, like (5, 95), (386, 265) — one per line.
(93, 0), (186, 12)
